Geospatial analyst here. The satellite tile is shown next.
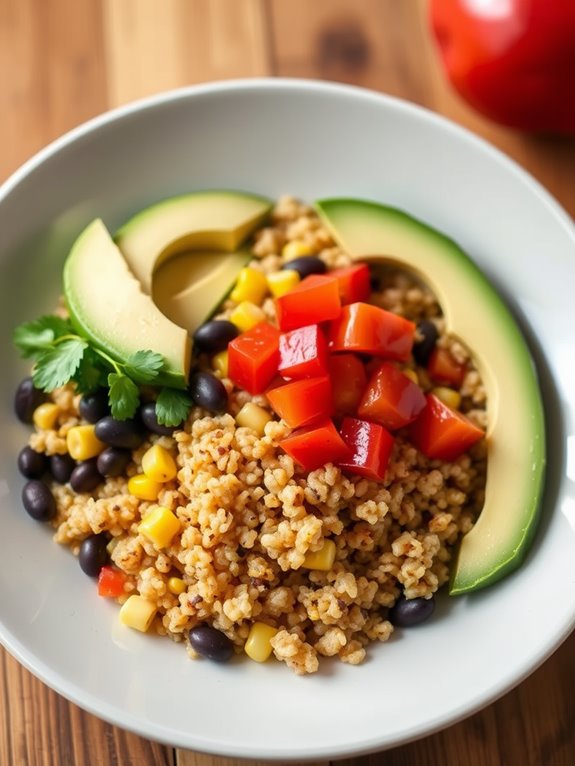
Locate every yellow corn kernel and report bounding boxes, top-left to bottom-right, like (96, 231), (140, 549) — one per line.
(244, 622), (278, 663)
(266, 269), (301, 298)
(282, 240), (315, 261)
(167, 577), (186, 595)
(128, 474), (162, 501)
(432, 386), (462, 410)
(139, 505), (181, 548)
(119, 594), (157, 632)
(302, 539), (337, 571)
(402, 368), (419, 385)
(212, 350), (229, 378)
(235, 402), (272, 436)
(141, 444), (177, 483)
(230, 267), (268, 305)
(66, 424), (106, 461)
(230, 301), (266, 333)
(33, 402), (59, 430)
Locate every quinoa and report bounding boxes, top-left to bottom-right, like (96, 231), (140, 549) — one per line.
(25, 196), (487, 674)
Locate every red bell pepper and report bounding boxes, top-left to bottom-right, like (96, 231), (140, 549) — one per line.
(338, 417), (394, 481)
(266, 376), (333, 429)
(430, 0), (575, 134)
(329, 302), (415, 361)
(276, 275), (341, 332)
(280, 419), (350, 471)
(328, 353), (367, 418)
(278, 324), (328, 380)
(228, 321), (280, 395)
(409, 393), (484, 462)
(358, 362), (426, 430)
(427, 347), (467, 388)
(98, 565), (126, 598)
(330, 264), (371, 305)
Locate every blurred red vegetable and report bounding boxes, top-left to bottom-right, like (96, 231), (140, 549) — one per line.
(430, 0), (575, 134)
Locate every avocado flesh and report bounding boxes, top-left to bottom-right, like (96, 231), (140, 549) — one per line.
(63, 219), (191, 389)
(315, 198), (545, 595)
(115, 191), (272, 294)
(153, 249), (251, 331)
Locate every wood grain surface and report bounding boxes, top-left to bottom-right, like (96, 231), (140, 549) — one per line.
(1, 1), (574, 765)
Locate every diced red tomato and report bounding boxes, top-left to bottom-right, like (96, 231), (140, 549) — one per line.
(329, 302), (415, 361)
(338, 417), (394, 481)
(427, 347), (467, 387)
(331, 263), (371, 304)
(278, 324), (328, 380)
(266, 376), (333, 428)
(280, 419), (350, 471)
(227, 321), (280, 395)
(98, 566), (126, 598)
(358, 362), (426, 430)
(409, 393), (484, 461)
(328, 353), (367, 417)
(276, 275), (341, 332)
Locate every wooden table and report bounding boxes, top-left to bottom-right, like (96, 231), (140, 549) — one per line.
(1, 2), (574, 764)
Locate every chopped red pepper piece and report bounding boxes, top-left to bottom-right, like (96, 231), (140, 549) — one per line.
(329, 302), (415, 361)
(266, 376), (333, 429)
(338, 417), (394, 481)
(98, 565), (126, 598)
(358, 361), (426, 430)
(278, 324), (328, 380)
(280, 419), (350, 471)
(409, 393), (484, 461)
(228, 321), (280, 395)
(328, 353), (367, 418)
(330, 263), (371, 305)
(427, 347), (467, 387)
(276, 274), (341, 332)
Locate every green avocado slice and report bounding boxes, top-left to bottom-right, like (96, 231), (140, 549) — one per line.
(115, 190), (272, 294)
(63, 219), (191, 388)
(315, 197), (546, 595)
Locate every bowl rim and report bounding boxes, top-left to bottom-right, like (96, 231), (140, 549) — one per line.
(1, 77), (575, 760)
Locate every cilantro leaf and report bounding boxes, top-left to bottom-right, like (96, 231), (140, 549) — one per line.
(155, 387), (192, 427)
(13, 315), (72, 358)
(73, 347), (106, 393)
(32, 338), (88, 391)
(107, 373), (140, 420)
(123, 350), (165, 384)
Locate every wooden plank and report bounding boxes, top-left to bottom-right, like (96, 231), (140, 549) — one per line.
(102, 0), (272, 107)
(177, 753), (329, 766)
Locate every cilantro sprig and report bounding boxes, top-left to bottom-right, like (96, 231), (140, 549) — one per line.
(13, 315), (191, 425)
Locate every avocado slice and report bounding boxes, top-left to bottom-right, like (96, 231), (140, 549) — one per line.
(152, 249), (251, 331)
(63, 219), (191, 388)
(315, 198), (546, 594)
(115, 190), (272, 294)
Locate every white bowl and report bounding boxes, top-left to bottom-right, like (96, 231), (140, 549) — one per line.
(1, 79), (574, 761)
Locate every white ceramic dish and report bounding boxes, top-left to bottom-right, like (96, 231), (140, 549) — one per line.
(1, 79), (574, 761)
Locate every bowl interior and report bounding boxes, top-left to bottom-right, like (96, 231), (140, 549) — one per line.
(1, 80), (575, 760)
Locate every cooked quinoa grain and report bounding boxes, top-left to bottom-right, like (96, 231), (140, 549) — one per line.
(23, 197), (487, 674)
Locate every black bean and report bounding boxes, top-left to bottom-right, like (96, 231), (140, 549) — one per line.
(189, 371), (228, 413)
(18, 446), (47, 479)
(281, 255), (326, 280)
(412, 320), (439, 367)
(389, 595), (435, 627)
(50, 453), (76, 484)
(94, 416), (145, 449)
(79, 533), (109, 576)
(139, 402), (178, 436)
(79, 389), (110, 423)
(193, 320), (239, 355)
(97, 447), (131, 478)
(22, 480), (56, 521)
(14, 377), (45, 424)
(70, 460), (102, 493)
(189, 624), (234, 662)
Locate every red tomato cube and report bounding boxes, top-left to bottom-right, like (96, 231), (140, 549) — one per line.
(329, 302), (415, 361)
(280, 419), (350, 471)
(358, 362), (426, 430)
(98, 566), (126, 598)
(266, 376), (333, 428)
(409, 393), (485, 461)
(228, 321), (280, 395)
(338, 417), (394, 481)
(278, 324), (328, 380)
(328, 354), (367, 417)
(331, 263), (371, 304)
(276, 275), (341, 331)
(427, 347), (467, 387)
